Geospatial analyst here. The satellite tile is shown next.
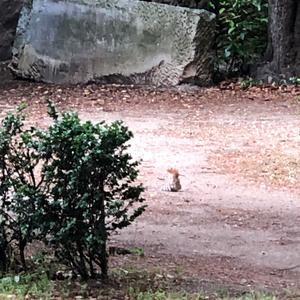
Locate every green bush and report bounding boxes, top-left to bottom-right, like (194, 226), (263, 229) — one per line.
(0, 105), (45, 273)
(0, 101), (146, 279)
(211, 0), (268, 78)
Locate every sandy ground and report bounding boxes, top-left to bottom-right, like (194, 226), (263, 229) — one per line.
(1, 81), (300, 294)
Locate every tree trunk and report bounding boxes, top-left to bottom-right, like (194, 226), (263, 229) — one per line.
(255, 0), (300, 82)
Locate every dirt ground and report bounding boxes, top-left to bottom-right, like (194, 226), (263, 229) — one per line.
(1, 81), (300, 295)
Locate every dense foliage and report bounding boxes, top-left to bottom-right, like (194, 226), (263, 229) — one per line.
(0, 104), (44, 274)
(0, 102), (145, 279)
(210, 0), (268, 78)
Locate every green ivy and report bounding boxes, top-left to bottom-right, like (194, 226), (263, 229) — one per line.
(210, 0), (268, 78)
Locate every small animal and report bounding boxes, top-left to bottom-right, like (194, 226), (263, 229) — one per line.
(161, 168), (182, 192)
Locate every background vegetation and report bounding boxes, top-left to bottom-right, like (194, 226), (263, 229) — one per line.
(211, 0), (268, 78)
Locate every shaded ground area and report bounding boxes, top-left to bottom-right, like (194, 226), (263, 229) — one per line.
(0, 81), (300, 296)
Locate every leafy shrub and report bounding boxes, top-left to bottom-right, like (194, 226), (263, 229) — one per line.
(0, 105), (46, 273)
(211, 0), (268, 78)
(0, 271), (52, 299)
(0, 101), (146, 279)
(239, 76), (263, 89)
(289, 76), (300, 85)
(39, 102), (146, 279)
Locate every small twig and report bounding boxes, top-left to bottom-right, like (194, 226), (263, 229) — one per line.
(278, 264), (300, 271)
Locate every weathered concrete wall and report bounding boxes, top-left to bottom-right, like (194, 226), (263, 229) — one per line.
(10, 0), (215, 86)
(0, 0), (24, 61)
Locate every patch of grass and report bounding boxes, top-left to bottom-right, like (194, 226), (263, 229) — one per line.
(127, 288), (204, 300)
(130, 247), (145, 257)
(289, 76), (300, 85)
(0, 267), (285, 299)
(240, 77), (263, 90)
(0, 271), (53, 299)
(126, 288), (276, 300)
(231, 292), (276, 300)
(111, 267), (279, 300)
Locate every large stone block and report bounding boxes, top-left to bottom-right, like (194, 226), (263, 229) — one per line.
(10, 0), (215, 86)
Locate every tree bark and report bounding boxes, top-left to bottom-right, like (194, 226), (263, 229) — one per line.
(256, 0), (300, 82)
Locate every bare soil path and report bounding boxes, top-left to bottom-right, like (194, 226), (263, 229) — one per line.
(1, 82), (300, 295)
